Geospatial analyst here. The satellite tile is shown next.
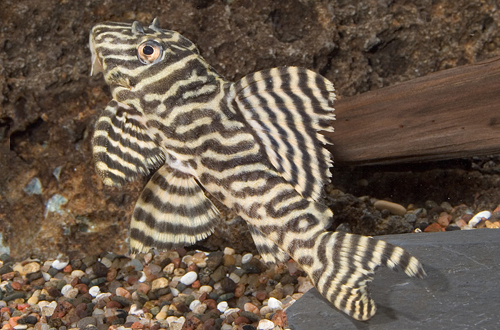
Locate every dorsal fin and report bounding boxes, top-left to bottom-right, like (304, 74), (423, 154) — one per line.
(92, 100), (165, 187)
(231, 67), (335, 201)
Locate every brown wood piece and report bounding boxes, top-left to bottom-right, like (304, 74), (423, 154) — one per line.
(326, 56), (500, 165)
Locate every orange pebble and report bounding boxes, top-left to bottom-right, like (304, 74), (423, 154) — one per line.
(9, 316), (20, 327)
(191, 280), (201, 289)
(131, 321), (144, 329)
(63, 265), (72, 273)
(11, 282), (22, 290)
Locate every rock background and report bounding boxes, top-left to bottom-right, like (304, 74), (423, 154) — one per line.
(1, 0), (500, 259)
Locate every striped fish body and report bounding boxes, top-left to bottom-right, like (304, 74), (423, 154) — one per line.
(89, 19), (425, 321)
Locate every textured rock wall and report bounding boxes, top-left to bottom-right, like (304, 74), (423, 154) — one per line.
(1, 0), (500, 259)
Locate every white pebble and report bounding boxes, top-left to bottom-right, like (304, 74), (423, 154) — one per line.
(221, 324), (233, 330)
(41, 301), (57, 316)
(189, 299), (201, 311)
(51, 259), (69, 270)
(60, 284), (73, 296)
(224, 308), (240, 318)
(42, 272), (51, 281)
(170, 287), (179, 297)
(138, 271), (147, 282)
(88, 286), (101, 297)
(469, 211), (491, 227)
(267, 297), (283, 310)
(241, 253), (253, 264)
(180, 271), (198, 285)
(13, 325), (28, 330)
(224, 247), (235, 255)
(217, 301), (228, 313)
(257, 319), (275, 330)
(192, 303), (207, 314)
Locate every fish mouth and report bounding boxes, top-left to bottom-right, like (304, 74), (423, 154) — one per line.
(89, 34), (103, 76)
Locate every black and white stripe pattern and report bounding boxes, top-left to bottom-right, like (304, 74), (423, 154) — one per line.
(129, 165), (220, 252)
(89, 20), (425, 321)
(232, 67), (335, 202)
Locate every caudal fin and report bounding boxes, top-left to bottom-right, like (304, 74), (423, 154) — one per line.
(307, 232), (425, 321)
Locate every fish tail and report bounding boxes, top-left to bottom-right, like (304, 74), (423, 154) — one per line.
(300, 231), (425, 321)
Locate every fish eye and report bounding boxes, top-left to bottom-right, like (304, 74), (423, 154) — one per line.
(137, 40), (162, 64)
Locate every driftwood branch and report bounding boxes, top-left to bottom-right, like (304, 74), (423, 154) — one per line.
(327, 56), (500, 165)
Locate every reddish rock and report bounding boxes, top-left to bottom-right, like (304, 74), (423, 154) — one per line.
(191, 280), (201, 289)
(172, 258), (182, 268)
(63, 265), (72, 273)
(234, 316), (250, 325)
(455, 219), (467, 228)
(106, 268), (117, 281)
(437, 212), (451, 227)
(74, 283), (88, 294)
(137, 283), (150, 294)
(255, 291), (267, 301)
(199, 292), (208, 302)
(204, 299), (217, 310)
(424, 223), (445, 232)
(1, 272), (14, 281)
(70, 277), (79, 287)
(234, 283), (245, 298)
(11, 281), (22, 290)
(131, 321), (144, 329)
(271, 310), (289, 327)
(203, 317), (215, 330)
(106, 300), (122, 309)
(187, 263), (199, 273)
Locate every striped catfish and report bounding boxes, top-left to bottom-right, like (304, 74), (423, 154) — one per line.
(89, 19), (425, 321)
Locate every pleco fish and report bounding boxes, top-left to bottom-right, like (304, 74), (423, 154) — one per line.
(89, 19), (425, 321)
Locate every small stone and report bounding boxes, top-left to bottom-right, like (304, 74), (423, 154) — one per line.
(221, 277), (237, 293)
(21, 262), (41, 276)
(223, 247), (235, 255)
(51, 259), (69, 270)
(437, 212), (451, 227)
(41, 301), (57, 316)
(223, 254), (236, 266)
(88, 286), (100, 297)
(217, 301), (228, 312)
(193, 303), (207, 314)
(257, 319), (274, 330)
(234, 316), (250, 325)
(244, 302), (260, 314)
(424, 223), (445, 232)
(234, 283), (246, 298)
(152, 277), (169, 291)
(267, 297), (282, 310)
(206, 252), (224, 270)
(180, 271), (198, 286)
(271, 310), (288, 327)
(241, 253), (253, 264)
(455, 219), (467, 228)
(199, 285), (213, 294)
(469, 211), (491, 227)
(374, 200), (407, 216)
(76, 316), (97, 329)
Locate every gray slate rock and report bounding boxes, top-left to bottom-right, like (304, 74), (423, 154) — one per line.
(288, 230), (500, 330)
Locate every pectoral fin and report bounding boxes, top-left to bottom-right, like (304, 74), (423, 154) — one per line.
(92, 100), (165, 187)
(129, 164), (220, 253)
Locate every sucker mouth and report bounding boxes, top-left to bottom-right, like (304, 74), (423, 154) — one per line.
(89, 34), (103, 76)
